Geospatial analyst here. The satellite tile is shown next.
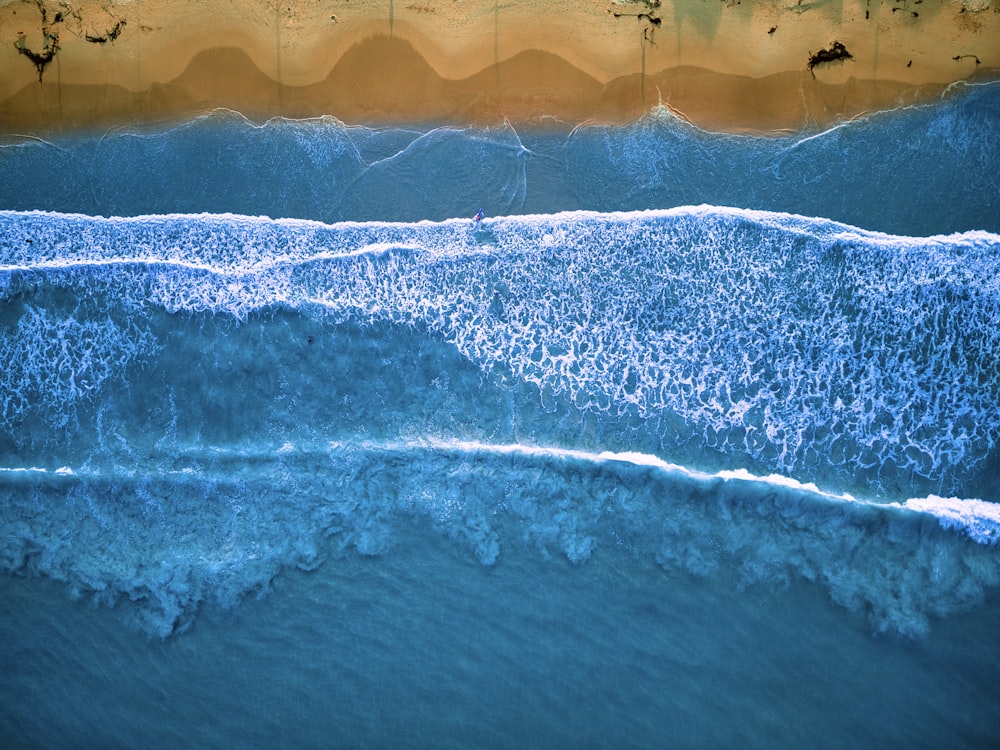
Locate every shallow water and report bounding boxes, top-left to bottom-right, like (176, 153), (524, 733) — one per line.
(1, 82), (999, 748)
(2, 81), (998, 235)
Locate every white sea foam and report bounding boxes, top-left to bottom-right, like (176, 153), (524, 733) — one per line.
(0, 299), (158, 429)
(2, 207), (999, 498)
(902, 496), (1000, 545)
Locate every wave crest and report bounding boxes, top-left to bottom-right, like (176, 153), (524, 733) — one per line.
(2, 440), (997, 639)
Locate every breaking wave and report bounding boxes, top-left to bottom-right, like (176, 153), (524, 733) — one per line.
(2, 439), (998, 639)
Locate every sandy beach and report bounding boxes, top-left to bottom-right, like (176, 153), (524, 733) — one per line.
(0, 0), (998, 134)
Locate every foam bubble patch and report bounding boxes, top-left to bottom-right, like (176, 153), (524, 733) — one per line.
(2, 207), (998, 499)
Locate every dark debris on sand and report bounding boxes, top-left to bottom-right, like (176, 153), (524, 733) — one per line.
(85, 18), (126, 44)
(808, 41), (854, 76)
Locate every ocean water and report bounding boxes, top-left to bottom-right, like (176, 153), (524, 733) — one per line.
(2, 82), (999, 748)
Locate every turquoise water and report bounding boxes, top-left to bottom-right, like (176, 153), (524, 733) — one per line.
(2, 83), (1000, 747)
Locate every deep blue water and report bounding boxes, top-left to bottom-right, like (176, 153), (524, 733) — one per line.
(2, 82), (999, 748)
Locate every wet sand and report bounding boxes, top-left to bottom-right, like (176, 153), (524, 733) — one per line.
(0, 0), (998, 134)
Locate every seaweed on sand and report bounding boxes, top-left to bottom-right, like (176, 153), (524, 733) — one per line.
(85, 18), (126, 44)
(11, 0), (62, 83)
(808, 41), (853, 76)
(14, 31), (60, 82)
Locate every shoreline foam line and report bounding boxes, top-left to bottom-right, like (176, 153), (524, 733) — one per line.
(3, 205), (999, 257)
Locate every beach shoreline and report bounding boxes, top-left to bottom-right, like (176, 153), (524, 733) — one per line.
(0, 0), (998, 135)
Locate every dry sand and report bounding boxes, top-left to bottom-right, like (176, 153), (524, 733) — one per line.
(0, 0), (998, 134)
